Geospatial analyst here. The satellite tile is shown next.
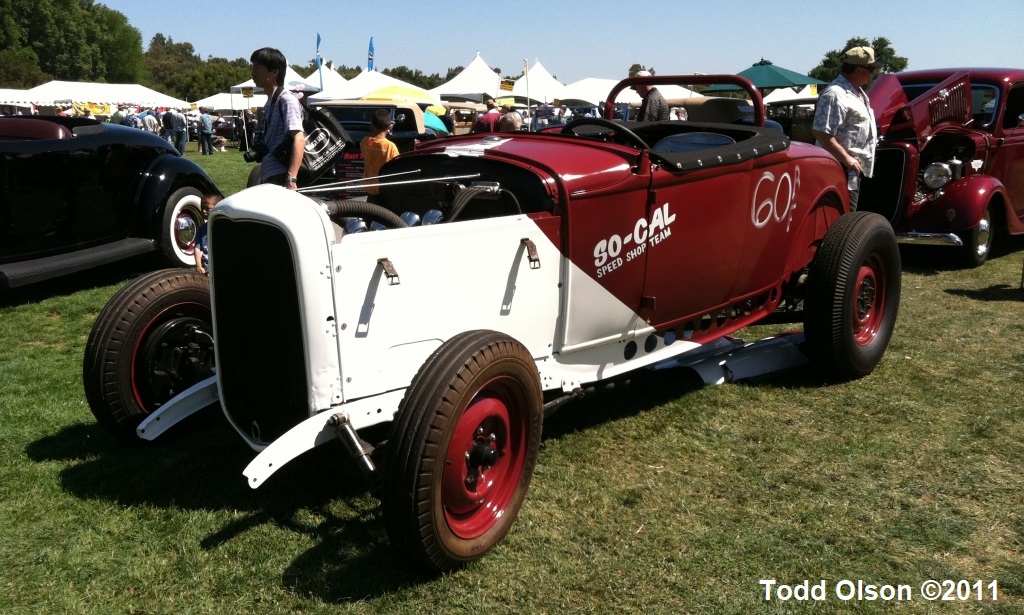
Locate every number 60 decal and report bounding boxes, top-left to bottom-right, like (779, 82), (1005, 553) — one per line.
(752, 166), (800, 232)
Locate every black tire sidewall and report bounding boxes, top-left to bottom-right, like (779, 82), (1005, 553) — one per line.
(84, 269), (212, 441)
(382, 330), (543, 572)
(805, 212), (901, 380)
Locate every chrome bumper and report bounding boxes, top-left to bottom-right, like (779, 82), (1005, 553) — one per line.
(895, 232), (964, 247)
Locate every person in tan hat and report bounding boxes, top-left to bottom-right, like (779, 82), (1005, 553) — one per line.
(811, 46), (882, 210)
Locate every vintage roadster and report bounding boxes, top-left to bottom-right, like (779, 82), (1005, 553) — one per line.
(83, 75), (901, 572)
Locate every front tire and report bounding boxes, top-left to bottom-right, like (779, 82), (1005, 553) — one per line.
(958, 206), (994, 268)
(382, 330), (543, 573)
(804, 212), (901, 380)
(160, 186), (204, 267)
(83, 269), (214, 442)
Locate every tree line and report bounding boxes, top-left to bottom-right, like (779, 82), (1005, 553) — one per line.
(0, 1), (907, 101)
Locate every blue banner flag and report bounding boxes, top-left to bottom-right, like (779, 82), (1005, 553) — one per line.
(368, 37), (374, 71)
(316, 33), (323, 91)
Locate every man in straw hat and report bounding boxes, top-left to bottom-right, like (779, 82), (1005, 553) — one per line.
(811, 46), (882, 210)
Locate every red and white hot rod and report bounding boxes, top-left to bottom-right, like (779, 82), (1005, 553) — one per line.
(84, 75), (900, 572)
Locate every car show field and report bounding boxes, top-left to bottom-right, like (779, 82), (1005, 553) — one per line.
(3, 211), (1022, 611)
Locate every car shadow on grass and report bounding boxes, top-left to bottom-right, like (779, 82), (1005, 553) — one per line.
(0, 253), (163, 308)
(25, 411), (430, 598)
(945, 284), (1024, 302)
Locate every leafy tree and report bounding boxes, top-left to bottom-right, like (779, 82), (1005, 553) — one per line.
(0, 47), (49, 87)
(808, 36), (908, 83)
(629, 64), (654, 77)
(144, 34), (202, 98)
(383, 65), (447, 90)
(92, 4), (144, 83)
(0, 0), (143, 86)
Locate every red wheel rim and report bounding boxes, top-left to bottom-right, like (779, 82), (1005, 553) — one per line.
(442, 375), (529, 539)
(852, 254), (885, 345)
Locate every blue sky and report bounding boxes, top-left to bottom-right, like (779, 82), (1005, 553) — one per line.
(98, 0), (1024, 84)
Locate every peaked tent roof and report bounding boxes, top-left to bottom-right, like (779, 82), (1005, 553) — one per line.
(513, 61), (565, 104)
(429, 53), (501, 100)
(303, 66), (347, 93)
(308, 69), (416, 101)
(231, 66), (318, 94)
(26, 81), (190, 108)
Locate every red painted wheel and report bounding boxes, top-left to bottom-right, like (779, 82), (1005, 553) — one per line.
(83, 269), (214, 442)
(851, 256), (886, 346)
(382, 331), (542, 573)
(442, 378), (531, 539)
(805, 212), (901, 380)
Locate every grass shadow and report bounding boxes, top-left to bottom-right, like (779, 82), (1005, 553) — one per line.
(946, 284), (1024, 302)
(26, 412), (439, 596)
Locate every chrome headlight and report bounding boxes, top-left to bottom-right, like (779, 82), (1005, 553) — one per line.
(922, 163), (952, 190)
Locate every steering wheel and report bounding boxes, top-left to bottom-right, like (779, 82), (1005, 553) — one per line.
(560, 118), (648, 150)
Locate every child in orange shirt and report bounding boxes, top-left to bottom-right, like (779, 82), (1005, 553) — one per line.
(360, 108), (399, 203)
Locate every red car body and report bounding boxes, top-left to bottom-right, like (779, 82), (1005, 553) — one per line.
(862, 68), (1024, 266)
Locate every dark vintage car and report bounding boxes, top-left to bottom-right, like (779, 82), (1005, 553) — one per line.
(212, 116), (241, 141)
(0, 115), (218, 288)
(766, 97), (818, 143)
(861, 68), (1024, 266)
(85, 75), (901, 573)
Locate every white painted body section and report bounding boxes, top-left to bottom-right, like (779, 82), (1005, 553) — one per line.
(195, 185), (708, 482)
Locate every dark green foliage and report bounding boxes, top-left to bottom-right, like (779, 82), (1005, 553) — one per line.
(808, 36), (909, 84)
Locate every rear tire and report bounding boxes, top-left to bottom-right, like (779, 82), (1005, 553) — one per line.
(804, 212), (901, 380)
(381, 330), (543, 573)
(83, 269), (214, 442)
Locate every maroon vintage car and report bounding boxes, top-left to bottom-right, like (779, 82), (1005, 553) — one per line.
(861, 68), (1024, 266)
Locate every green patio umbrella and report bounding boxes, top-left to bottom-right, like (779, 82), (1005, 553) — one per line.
(703, 59), (825, 93)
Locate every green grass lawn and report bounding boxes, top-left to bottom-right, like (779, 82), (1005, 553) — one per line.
(2, 153), (1023, 613)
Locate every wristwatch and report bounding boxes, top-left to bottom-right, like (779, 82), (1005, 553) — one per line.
(288, 176), (298, 183)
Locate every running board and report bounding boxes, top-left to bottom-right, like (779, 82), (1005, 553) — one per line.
(648, 332), (808, 384)
(0, 237), (156, 288)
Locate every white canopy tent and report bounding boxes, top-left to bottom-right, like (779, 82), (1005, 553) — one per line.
(26, 81), (190, 108)
(561, 78), (641, 106)
(308, 68), (417, 102)
(0, 88), (34, 107)
(513, 61), (564, 104)
(193, 92), (268, 113)
(230, 66), (318, 95)
(430, 53), (501, 101)
(304, 66), (348, 93)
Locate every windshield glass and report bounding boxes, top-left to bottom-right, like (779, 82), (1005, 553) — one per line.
(901, 83), (1000, 130)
